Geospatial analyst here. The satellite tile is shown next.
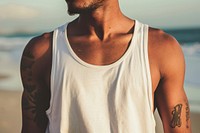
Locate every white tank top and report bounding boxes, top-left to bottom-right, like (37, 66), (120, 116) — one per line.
(46, 20), (156, 133)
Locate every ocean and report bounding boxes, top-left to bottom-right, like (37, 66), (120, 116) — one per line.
(0, 28), (200, 112)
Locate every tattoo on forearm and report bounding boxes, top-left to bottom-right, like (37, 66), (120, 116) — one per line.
(170, 104), (183, 128)
(186, 102), (190, 128)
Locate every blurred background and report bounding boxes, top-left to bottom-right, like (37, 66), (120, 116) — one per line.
(0, 0), (200, 132)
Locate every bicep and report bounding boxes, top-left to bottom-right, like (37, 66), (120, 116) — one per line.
(155, 39), (191, 132)
(20, 42), (49, 133)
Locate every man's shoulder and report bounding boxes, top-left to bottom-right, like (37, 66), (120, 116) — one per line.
(148, 26), (183, 57)
(148, 27), (185, 78)
(23, 32), (53, 60)
(148, 27), (179, 47)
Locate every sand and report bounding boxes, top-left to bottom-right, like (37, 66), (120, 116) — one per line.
(0, 90), (200, 133)
(0, 90), (22, 133)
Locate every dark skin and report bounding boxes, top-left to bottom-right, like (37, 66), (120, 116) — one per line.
(21, 0), (191, 132)
(21, 33), (52, 133)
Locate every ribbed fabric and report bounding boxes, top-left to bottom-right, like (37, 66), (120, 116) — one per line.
(45, 20), (156, 133)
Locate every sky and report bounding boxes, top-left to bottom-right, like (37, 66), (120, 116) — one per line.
(0, 0), (200, 34)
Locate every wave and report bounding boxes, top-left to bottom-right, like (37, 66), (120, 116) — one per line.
(165, 28), (200, 44)
(0, 36), (31, 51)
(1, 36), (200, 51)
(182, 42), (200, 56)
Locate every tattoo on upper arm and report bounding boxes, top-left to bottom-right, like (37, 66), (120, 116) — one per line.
(170, 104), (183, 128)
(186, 102), (190, 128)
(21, 51), (49, 129)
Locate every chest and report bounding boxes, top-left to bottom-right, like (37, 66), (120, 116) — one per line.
(67, 34), (132, 65)
(68, 37), (160, 91)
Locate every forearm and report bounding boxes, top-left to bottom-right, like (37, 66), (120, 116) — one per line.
(22, 119), (45, 133)
(155, 80), (191, 132)
(21, 91), (48, 133)
(156, 92), (192, 133)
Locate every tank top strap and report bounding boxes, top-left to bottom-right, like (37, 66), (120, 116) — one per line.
(138, 22), (154, 112)
(143, 24), (154, 112)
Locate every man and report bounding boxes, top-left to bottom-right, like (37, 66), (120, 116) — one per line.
(20, 0), (191, 132)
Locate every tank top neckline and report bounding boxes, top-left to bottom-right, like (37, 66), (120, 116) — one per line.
(64, 20), (139, 69)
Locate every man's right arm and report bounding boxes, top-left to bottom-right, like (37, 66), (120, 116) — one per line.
(20, 33), (52, 133)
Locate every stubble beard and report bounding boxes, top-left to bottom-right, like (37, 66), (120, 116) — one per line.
(66, 0), (104, 15)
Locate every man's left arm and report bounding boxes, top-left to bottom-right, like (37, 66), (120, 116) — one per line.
(155, 34), (192, 133)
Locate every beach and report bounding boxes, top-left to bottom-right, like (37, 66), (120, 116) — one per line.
(0, 89), (200, 133)
(0, 90), (22, 133)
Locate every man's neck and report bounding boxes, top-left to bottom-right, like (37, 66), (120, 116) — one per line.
(74, 0), (128, 41)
